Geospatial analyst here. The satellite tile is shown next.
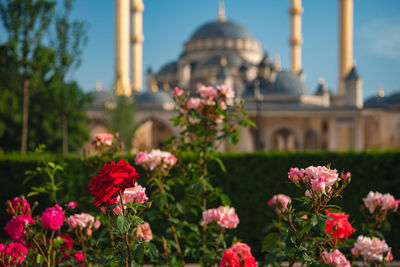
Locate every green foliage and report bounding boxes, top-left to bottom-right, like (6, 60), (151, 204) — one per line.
(0, 0), (90, 154)
(0, 151), (399, 260)
(103, 96), (137, 152)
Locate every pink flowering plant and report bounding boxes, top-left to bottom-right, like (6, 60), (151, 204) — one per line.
(262, 165), (356, 266)
(1, 194), (102, 266)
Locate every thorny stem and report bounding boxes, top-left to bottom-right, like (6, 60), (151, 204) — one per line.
(118, 190), (132, 267)
(215, 228), (225, 253)
(47, 231), (55, 267)
(157, 177), (185, 265)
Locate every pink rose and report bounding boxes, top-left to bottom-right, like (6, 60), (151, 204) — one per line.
(67, 213), (95, 231)
(217, 85), (235, 99)
(67, 201), (77, 209)
(135, 151), (149, 165)
(201, 208), (221, 226)
(94, 219), (101, 229)
(93, 133), (114, 147)
(41, 204), (65, 231)
(352, 235), (392, 262)
(232, 242), (252, 258)
(201, 206), (239, 229)
(218, 99), (227, 110)
(197, 85), (217, 99)
(133, 222), (153, 242)
(322, 249), (350, 267)
(4, 214), (35, 242)
(217, 206), (239, 229)
(288, 168), (304, 182)
(311, 177), (326, 193)
(268, 194), (292, 215)
(343, 171), (351, 180)
(304, 166), (338, 188)
(6, 196), (30, 215)
(187, 97), (201, 109)
(173, 87), (183, 96)
(117, 183), (148, 204)
(215, 115), (224, 124)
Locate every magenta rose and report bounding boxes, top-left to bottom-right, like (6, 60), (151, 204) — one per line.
(5, 196), (31, 215)
(41, 204), (65, 231)
(4, 214), (35, 242)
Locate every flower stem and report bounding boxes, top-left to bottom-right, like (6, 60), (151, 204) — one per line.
(118, 190), (132, 267)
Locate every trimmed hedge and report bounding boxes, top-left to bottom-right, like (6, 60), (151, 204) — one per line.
(1, 151), (400, 258)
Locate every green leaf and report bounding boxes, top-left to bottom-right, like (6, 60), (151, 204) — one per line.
(116, 215), (131, 234)
(219, 193), (231, 206)
(311, 215), (318, 226)
(148, 242), (159, 258)
(262, 232), (280, 252)
(154, 193), (167, 209)
(36, 254), (44, 264)
(214, 157), (226, 172)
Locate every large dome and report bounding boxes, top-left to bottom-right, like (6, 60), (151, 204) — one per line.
(242, 71), (310, 98)
(190, 20), (253, 40)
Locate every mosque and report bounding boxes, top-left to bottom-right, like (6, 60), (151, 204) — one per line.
(87, 0), (400, 152)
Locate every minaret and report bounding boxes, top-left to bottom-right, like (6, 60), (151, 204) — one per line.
(289, 0), (303, 75)
(338, 0), (354, 95)
(218, 0), (227, 22)
(131, 0), (144, 92)
(115, 0), (131, 96)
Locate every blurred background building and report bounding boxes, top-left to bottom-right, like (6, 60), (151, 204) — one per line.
(87, 0), (400, 153)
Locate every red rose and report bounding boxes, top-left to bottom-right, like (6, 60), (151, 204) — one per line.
(88, 159), (140, 207)
(220, 248), (240, 267)
(325, 210), (355, 241)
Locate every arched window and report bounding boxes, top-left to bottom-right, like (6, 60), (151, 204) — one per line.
(270, 128), (300, 151)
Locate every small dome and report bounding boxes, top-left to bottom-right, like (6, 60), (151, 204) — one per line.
(158, 61), (178, 75)
(202, 54), (244, 67)
(190, 20), (253, 41)
(135, 90), (174, 108)
(242, 70), (310, 98)
(364, 96), (386, 108)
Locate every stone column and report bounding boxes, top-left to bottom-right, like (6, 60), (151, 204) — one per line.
(338, 0), (354, 95)
(353, 115), (364, 150)
(131, 0), (144, 92)
(115, 0), (131, 96)
(289, 0), (303, 75)
(328, 117), (337, 151)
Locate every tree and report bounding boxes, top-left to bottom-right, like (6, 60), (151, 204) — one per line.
(104, 96), (137, 152)
(0, 0), (55, 154)
(52, 0), (88, 154)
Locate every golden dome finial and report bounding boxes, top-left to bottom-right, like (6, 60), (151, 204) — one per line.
(220, 55), (227, 67)
(218, 0), (226, 22)
(378, 83), (385, 98)
(274, 53), (282, 71)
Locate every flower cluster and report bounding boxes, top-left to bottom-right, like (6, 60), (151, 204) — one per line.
(173, 85), (235, 124)
(133, 222), (153, 242)
(363, 191), (400, 214)
(4, 214), (35, 242)
(201, 206), (239, 229)
(92, 133), (114, 148)
(5, 196), (30, 216)
(268, 194), (291, 215)
(41, 204), (65, 231)
(67, 213), (101, 235)
(325, 210), (355, 241)
(322, 249), (350, 267)
(112, 183), (148, 215)
(0, 242), (28, 265)
(288, 166), (350, 198)
(135, 149), (177, 171)
(88, 159), (140, 206)
(351, 235), (393, 262)
(220, 242), (257, 267)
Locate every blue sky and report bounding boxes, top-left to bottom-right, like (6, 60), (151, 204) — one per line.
(3, 0), (400, 100)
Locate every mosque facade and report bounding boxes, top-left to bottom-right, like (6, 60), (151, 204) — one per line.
(87, 0), (400, 152)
